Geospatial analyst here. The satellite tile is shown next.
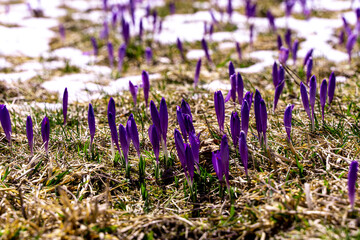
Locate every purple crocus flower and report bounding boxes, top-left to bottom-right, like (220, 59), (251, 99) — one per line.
(239, 131), (248, 176)
(181, 99), (192, 120)
(277, 35), (283, 50)
(300, 82), (311, 122)
(26, 116), (33, 155)
(320, 79), (327, 121)
(285, 29), (292, 51)
(174, 129), (186, 170)
(225, 74), (236, 103)
(185, 143), (195, 186)
(220, 134), (230, 189)
(41, 116), (50, 154)
(346, 33), (358, 63)
(63, 88), (68, 125)
(348, 161), (358, 209)
(260, 99), (268, 145)
(59, 24), (65, 42)
(139, 18), (143, 42)
(303, 48), (313, 66)
(159, 97), (168, 145)
(0, 105), (12, 144)
(272, 62), (278, 87)
(229, 61), (235, 79)
(142, 70), (150, 107)
(177, 106), (188, 142)
(237, 72), (244, 104)
(339, 30), (345, 45)
(292, 39), (299, 64)
(209, 23), (214, 38)
(328, 72), (336, 105)
(342, 16), (352, 36)
(145, 47), (153, 65)
(273, 77), (285, 111)
(127, 114), (140, 158)
(227, 0), (233, 18)
(241, 100), (250, 136)
(230, 111), (240, 148)
(254, 89), (262, 141)
(122, 18), (130, 44)
(285, 0), (296, 17)
(118, 44), (126, 73)
(100, 21), (109, 40)
(111, 10), (118, 28)
(119, 124), (129, 166)
(184, 114), (195, 135)
(150, 100), (162, 138)
(214, 91), (225, 132)
(267, 10), (276, 32)
(306, 57), (313, 84)
(91, 37), (98, 56)
(108, 111), (121, 154)
(201, 38), (212, 64)
(249, 24), (254, 47)
(148, 124), (160, 164)
(245, 0), (256, 19)
(88, 103), (95, 150)
(129, 81), (138, 107)
(189, 132), (200, 168)
(194, 58), (201, 88)
(279, 47), (289, 65)
(309, 75), (317, 125)
(107, 42), (114, 68)
(244, 91), (253, 110)
(284, 104), (294, 142)
(236, 42), (242, 61)
(212, 151), (223, 181)
(177, 38), (185, 61)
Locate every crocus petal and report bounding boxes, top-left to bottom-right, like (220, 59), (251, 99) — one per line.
(63, 88), (68, 125)
(320, 79), (328, 121)
(285, 29), (292, 51)
(300, 82), (311, 121)
(149, 125), (160, 164)
(277, 35), (283, 50)
(145, 47), (152, 65)
(150, 100), (162, 138)
(189, 132), (200, 167)
(292, 39), (299, 64)
(306, 57), (313, 84)
(159, 97), (168, 144)
(176, 106), (188, 142)
(175, 129), (187, 172)
(267, 10), (276, 31)
(142, 70), (150, 107)
(237, 72), (244, 104)
(303, 48), (313, 66)
(129, 81), (138, 107)
(244, 91), (253, 110)
(181, 99), (192, 120)
(273, 79), (285, 111)
(236, 42), (242, 61)
(41, 116), (50, 154)
(194, 58), (201, 88)
(201, 38), (212, 64)
(185, 143), (195, 184)
(241, 100), (250, 136)
(230, 111), (240, 148)
(88, 103), (96, 146)
(26, 115), (33, 155)
(91, 37), (98, 56)
(239, 131), (248, 176)
(309, 75), (317, 119)
(127, 114), (140, 157)
(260, 99), (268, 144)
(212, 151), (223, 181)
(228, 61), (235, 79)
(284, 104), (294, 142)
(108, 112), (120, 153)
(220, 134), (230, 188)
(328, 72), (336, 105)
(229, 73), (236, 102)
(0, 105), (12, 143)
(348, 161), (358, 209)
(272, 61), (278, 87)
(254, 89), (263, 140)
(119, 124), (129, 164)
(184, 114), (195, 135)
(346, 33), (358, 62)
(177, 37), (185, 61)
(107, 42), (114, 68)
(279, 46), (289, 65)
(118, 43), (126, 72)
(214, 91), (225, 132)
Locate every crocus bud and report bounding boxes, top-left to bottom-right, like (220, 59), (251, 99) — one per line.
(142, 70), (150, 107)
(260, 99), (268, 145)
(285, 29), (292, 51)
(339, 30), (345, 45)
(159, 97), (168, 144)
(285, 0), (295, 17)
(194, 58), (201, 88)
(122, 19), (130, 44)
(41, 116), (50, 154)
(177, 38), (185, 61)
(292, 39), (299, 64)
(273, 78), (285, 111)
(59, 24), (65, 42)
(230, 111), (240, 148)
(119, 124), (129, 165)
(184, 114), (195, 135)
(277, 35), (283, 50)
(26, 116), (33, 155)
(88, 103), (95, 149)
(306, 57), (313, 84)
(254, 89), (262, 141)
(303, 48), (313, 66)
(244, 91), (253, 110)
(236, 42), (242, 61)
(107, 42), (114, 68)
(328, 72), (336, 105)
(201, 38), (212, 64)
(214, 91), (225, 132)
(108, 112), (120, 154)
(228, 61), (235, 79)
(346, 33), (358, 63)
(0, 105), (12, 143)
(284, 104), (294, 142)
(239, 131), (248, 176)
(185, 143), (195, 186)
(272, 61), (278, 87)
(150, 100), (162, 138)
(309, 75), (317, 122)
(227, 0), (233, 18)
(149, 124), (160, 164)
(320, 79), (327, 121)
(100, 20), (109, 39)
(181, 99), (192, 120)
(174, 129), (186, 171)
(118, 44), (126, 73)
(127, 114), (140, 157)
(279, 46), (289, 65)
(145, 47), (152, 65)
(129, 81), (138, 107)
(279, 65), (285, 83)
(267, 10), (276, 31)
(249, 24), (254, 46)
(348, 161), (358, 209)
(241, 100), (250, 136)
(63, 88), (68, 125)
(300, 82), (311, 122)
(212, 151), (223, 181)
(220, 134), (230, 189)
(237, 72), (244, 104)
(189, 132), (200, 167)
(91, 37), (98, 56)
(177, 106), (188, 142)
(139, 18), (143, 42)
(225, 74), (236, 103)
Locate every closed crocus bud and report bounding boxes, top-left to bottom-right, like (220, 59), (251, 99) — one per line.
(300, 82), (311, 121)
(174, 129), (186, 172)
(118, 43), (126, 73)
(236, 42), (242, 61)
(244, 91), (253, 110)
(306, 57), (313, 84)
(149, 124), (160, 164)
(239, 131), (248, 176)
(63, 88), (68, 125)
(267, 10), (276, 31)
(129, 81), (138, 107)
(303, 48), (313, 66)
(212, 151), (223, 181)
(159, 97), (168, 144)
(328, 72), (336, 105)
(292, 39), (299, 64)
(26, 116), (33, 155)
(249, 24), (254, 46)
(309, 75), (317, 122)
(227, 0), (232, 18)
(285, 29), (292, 51)
(194, 58), (201, 88)
(225, 74), (237, 103)
(285, 0), (295, 17)
(230, 111), (240, 148)
(122, 19), (130, 44)
(176, 106), (187, 142)
(254, 89), (263, 141)
(88, 103), (96, 149)
(279, 46), (289, 65)
(220, 134), (230, 189)
(189, 132), (200, 167)
(185, 143), (195, 186)
(0, 105), (12, 143)
(260, 99), (268, 145)
(91, 37), (98, 56)
(108, 112), (120, 154)
(201, 38), (212, 64)
(241, 100), (250, 136)
(348, 161), (358, 209)
(100, 21), (109, 39)
(139, 18), (143, 42)
(145, 47), (152, 65)
(119, 124), (129, 165)
(237, 72), (244, 104)
(284, 104), (294, 142)
(278, 65), (285, 83)
(107, 42), (114, 68)
(320, 79), (327, 121)
(184, 114), (195, 135)
(177, 37), (185, 61)
(214, 91), (225, 132)
(272, 61), (278, 87)
(150, 100), (162, 137)
(228, 61), (235, 79)
(127, 114), (140, 157)
(41, 116), (50, 154)
(339, 30), (345, 45)
(277, 35), (283, 50)
(346, 33), (358, 63)
(273, 78), (285, 111)
(142, 70), (150, 107)
(181, 99), (192, 120)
